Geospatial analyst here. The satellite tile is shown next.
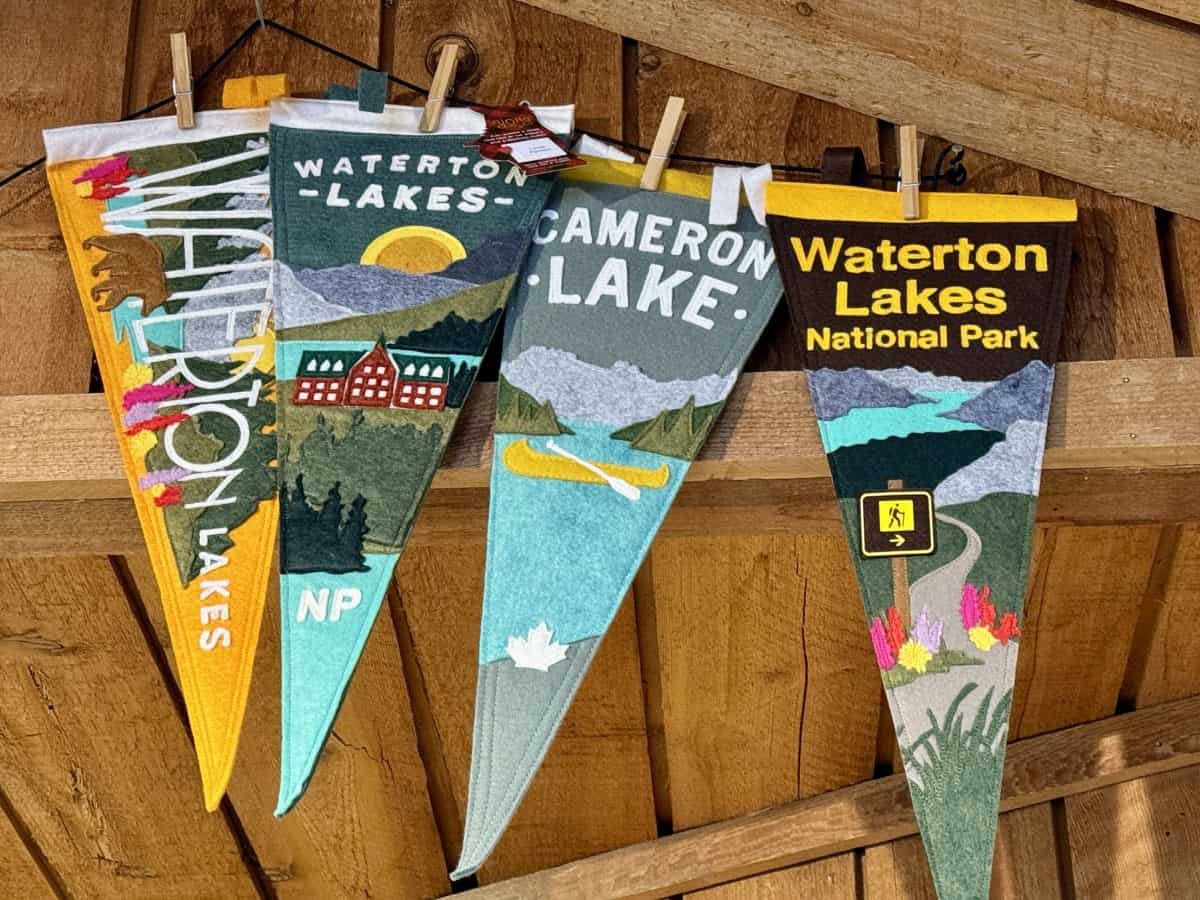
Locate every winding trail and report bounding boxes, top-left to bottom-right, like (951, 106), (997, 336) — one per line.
(909, 512), (981, 651)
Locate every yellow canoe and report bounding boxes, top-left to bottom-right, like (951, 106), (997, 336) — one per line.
(502, 438), (670, 489)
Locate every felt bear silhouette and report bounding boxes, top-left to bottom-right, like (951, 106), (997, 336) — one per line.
(82, 233), (169, 316)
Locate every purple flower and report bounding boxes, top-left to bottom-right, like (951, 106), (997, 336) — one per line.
(870, 616), (896, 670)
(123, 401), (158, 428)
(138, 467), (189, 490)
(911, 608), (943, 654)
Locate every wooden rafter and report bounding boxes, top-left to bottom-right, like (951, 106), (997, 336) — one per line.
(515, 0), (1200, 218)
(464, 695), (1200, 899)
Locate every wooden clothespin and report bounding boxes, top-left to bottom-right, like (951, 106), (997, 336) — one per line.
(898, 125), (921, 220)
(640, 96), (686, 191)
(170, 32), (195, 129)
(419, 42), (462, 133)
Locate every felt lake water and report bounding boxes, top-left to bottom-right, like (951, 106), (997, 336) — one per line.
(482, 420), (688, 664)
(817, 391), (982, 453)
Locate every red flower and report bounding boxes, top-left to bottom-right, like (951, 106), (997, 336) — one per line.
(885, 605), (905, 655)
(124, 412), (188, 436)
(153, 485), (183, 507)
(991, 611), (1021, 645)
(977, 585), (996, 630)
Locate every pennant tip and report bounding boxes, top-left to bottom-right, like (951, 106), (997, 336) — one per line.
(274, 780), (304, 818)
(197, 751), (235, 813)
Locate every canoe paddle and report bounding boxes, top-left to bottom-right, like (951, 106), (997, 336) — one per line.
(545, 439), (641, 502)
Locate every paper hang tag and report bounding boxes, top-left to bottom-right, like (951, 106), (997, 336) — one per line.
(467, 103), (585, 175)
(708, 164), (772, 226)
(571, 133), (635, 162)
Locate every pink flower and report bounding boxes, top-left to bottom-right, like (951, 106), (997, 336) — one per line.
(961, 583), (981, 630)
(870, 616), (896, 670)
(122, 380), (192, 410)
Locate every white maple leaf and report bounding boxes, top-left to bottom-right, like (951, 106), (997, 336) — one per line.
(507, 623), (568, 672)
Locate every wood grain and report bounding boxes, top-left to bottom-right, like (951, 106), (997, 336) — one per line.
(126, 0), (382, 110)
(863, 803), (1063, 899)
(0, 810), (57, 899)
(394, 543), (656, 882)
(0, 0), (137, 395)
(0, 557), (260, 898)
(517, 0), (1200, 218)
(1011, 526), (1161, 738)
(1065, 765), (1200, 897)
(387, 1), (623, 135)
(123, 554), (449, 900)
(1121, 525), (1200, 707)
(1118, 0), (1200, 27)
(464, 694), (1200, 899)
(688, 855), (859, 899)
(1164, 215), (1200, 356)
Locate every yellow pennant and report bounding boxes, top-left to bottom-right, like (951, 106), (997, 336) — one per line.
(44, 110), (276, 809)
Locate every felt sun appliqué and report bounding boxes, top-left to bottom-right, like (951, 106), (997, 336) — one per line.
(507, 623), (568, 672)
(360, 225), (467, 274)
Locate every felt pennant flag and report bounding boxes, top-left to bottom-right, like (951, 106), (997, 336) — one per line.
(268, 97), (574, 814)
(454, 158), (783, 878)
(764, 183), (1076, 899)
(43, 110), (277, 810)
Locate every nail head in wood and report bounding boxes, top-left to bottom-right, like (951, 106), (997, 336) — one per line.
(170, 32), (195, 130)
(899, 124), (920, 220)
(420, 41), (462, 133)
(640, 96), (687, 191)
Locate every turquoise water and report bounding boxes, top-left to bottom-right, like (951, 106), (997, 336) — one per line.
(277, 339), (482, 380)
(479, 420), (687, 664)
(278, 551), (400, 813)
(818, 391), (982, 453)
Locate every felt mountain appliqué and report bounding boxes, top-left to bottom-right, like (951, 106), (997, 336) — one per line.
(765, 183), (1076, 899)
(268, 98), (572, 814)
(43, 110), (277, 810)
(454, 158), (783, 878)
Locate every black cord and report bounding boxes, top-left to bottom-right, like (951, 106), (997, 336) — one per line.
(1, 16), (967, 193)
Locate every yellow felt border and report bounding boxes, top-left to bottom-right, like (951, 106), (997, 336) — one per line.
(566, 156), (714, 201)
(765, 181), (1077, 224)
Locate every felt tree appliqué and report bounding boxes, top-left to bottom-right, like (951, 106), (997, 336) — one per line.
(267, 97), (573, 814)
(764, 182), (1076, 900)
(44, 110), (277, 810)
(454, 158), (783, 878)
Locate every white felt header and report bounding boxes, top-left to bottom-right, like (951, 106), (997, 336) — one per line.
(43, 109), (270, 164)
(269, 98), (575, 137)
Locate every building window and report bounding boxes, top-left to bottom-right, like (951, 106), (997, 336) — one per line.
(418, 363), (430, 377)
(403, 385), (413, 394)
(297, 392), (309, 401)
(367, 377), (378, 387)
(354, 376), (363, 385)
(432, 365), (444, 378)
(380, 379), (389, 388)
(431, 386), (442, 396)
(306, 359), (317, 372)
(333, 361), (344, 372)
(313, 392), (324, 401)
(320, 360), (331, 372)
(417, 385), (427, 395)
(352, 388), (361, 397)
(404, 363), (416, 376)
(415, 396), (425, 405)
(364, 389), (375, 398)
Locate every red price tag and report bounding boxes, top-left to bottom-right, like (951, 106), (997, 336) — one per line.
(468, 103), (586, 176)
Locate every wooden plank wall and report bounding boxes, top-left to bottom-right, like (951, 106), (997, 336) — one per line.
(0, 1), (1198, 897)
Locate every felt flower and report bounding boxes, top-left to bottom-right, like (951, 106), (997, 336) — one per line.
(153, 484), (183, 507)
(139, 467), (188, 490)
(870, 617), (896, 670)
(992, 611), (1022, 645)
(127, 430), (156, 456)
(885, 605), (906, 655)
(977, 585), (996, 630)
(123, 401), (158, 428)
(124, 411), (188, 436)
(898, 639), (933, 673)
(121, 363), (154, 391)
(122, 380), (193, 410)
(911, 608), (943, 655)
(968, 625), (998, 652)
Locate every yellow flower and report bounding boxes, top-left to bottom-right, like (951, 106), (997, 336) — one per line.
(897, 639), (933, 673)
(121, 363), (154, 390)
(968, 626), (998, 651)
(127, 431), (156, 456)
(149, 483), (166, 498)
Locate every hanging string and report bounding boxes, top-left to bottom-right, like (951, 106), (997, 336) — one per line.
(0, 16), (967, 194)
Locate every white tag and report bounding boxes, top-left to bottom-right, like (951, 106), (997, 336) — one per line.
(709, 166), (743, 225)
(508, 137), (567, 164)
(709, 164), (773, 226)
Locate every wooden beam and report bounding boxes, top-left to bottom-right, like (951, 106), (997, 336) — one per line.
(463, 694), (1200, 900)
(515, 0), (1200, 218)
(1118, 0), (1200, 28)
(1, 359), (1198, 554)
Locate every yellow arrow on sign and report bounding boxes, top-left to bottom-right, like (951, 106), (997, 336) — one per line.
(890, 534), (906, 547)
